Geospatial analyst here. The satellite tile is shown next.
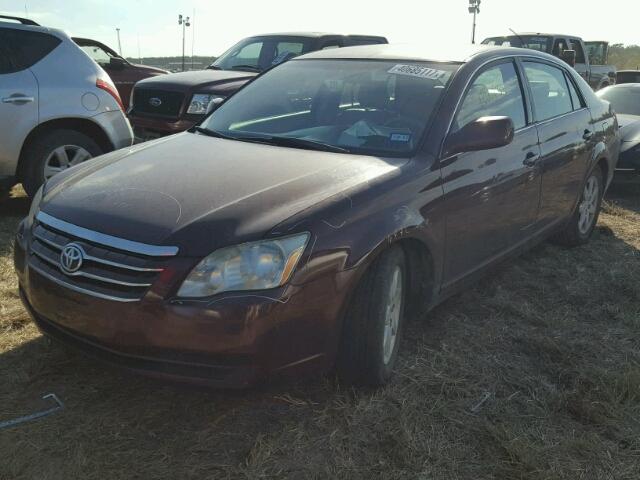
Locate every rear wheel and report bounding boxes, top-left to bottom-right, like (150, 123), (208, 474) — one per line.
(21, 129), (103, 197)
(553, 167), (604, 246)
(338, 246), (407, 386)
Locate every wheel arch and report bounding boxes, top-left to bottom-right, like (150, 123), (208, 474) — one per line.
(17, 118), (114, 181)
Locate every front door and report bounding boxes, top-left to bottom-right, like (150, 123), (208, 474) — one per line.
(0, 28), (39, 179)
(522, 61), (593, 227)
(440, 59), (541, 286)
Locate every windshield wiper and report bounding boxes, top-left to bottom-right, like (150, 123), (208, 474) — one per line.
(235, 135), (351, 153)
(193, 126), (235, 139)
(229, 65), (262, 72)
(207, 65), (222, 70)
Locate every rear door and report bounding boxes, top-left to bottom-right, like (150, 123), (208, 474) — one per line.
(440, 59), (541, 285)
(522, 60), (592, 227)
(0, 27), (41, 178)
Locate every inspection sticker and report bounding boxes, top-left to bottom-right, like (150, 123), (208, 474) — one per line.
(390, 133), (411, 142)
(388, 64), (448, 80)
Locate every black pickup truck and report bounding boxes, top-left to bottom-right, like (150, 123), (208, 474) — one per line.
(482, 33), (616, 91)
(128, 32), (387, 140)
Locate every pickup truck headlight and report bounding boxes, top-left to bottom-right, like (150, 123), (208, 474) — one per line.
(177, 233), (310, 298)
(187, 94), (226, 115)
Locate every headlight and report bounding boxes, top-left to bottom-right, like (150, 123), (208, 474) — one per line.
(177, 233), (310, 298)
(187, 94), (226, 115)
(26, 185), (44, 226)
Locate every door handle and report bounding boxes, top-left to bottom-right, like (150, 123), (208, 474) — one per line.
(583, 129), (593, 140)
(523, 152), (539, 167)
(2, 96), (35, 104)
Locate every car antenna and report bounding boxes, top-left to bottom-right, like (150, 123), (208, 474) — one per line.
(509, 28), (526, 47)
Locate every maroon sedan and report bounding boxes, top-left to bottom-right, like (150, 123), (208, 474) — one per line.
(15, 44), (619, 388)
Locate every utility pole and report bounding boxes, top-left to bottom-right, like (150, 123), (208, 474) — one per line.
(469, 0), (481, 44)
(116, 28), (122, 55)
(178, 14), (191, 72)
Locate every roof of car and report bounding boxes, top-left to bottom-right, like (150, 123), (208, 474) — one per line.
(248, 32), (386, 39)
(297, 42), (536, 64)
(0, 18), (68, 39)
(603, 83), (640, 89)
(490, 32), (582, 39)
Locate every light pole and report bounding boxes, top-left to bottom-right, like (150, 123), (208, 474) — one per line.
(178, 14), (191, 72)
(469, 0), (481, 44)
(116, 28), (122, 55)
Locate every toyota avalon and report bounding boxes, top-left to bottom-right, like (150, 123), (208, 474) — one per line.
(15, 44), (619, 387)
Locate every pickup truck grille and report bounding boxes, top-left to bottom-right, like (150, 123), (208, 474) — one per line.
(28, 213), (178, 302)
(132, 88), (185, 117)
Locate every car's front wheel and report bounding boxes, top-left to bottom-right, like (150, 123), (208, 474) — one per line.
(338, 246), (407, 386)
(22, 129), (103, 197)
(553, 167), (604, 246)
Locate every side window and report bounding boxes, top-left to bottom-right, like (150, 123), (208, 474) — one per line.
(565, 73), (585, 110)
(80, 45), (112, 66)
(454, 61), (527, 132)
(0, 30), (18, 74)
(0, 29), (61, 71)
(523, 62), (573, 121)
(569, 40), (586, 64)
(552, 39), (567, 57)
(270, 41), (305, 65)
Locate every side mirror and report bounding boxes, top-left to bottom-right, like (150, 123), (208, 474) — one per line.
(109, 56), (126, 70)
(443, 116), (515, 157)
(561, 49), (576, 67)
(205, 97), (225, 115)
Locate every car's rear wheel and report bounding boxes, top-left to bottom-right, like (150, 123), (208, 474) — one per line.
(22, 129), (103, 197)
(553, 167), (604, 246)
(338, 246), (407, 386)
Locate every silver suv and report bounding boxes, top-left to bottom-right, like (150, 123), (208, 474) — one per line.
(0, 15), (134, 197)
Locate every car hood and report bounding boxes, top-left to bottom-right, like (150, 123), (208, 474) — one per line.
(136, 69), (258, 90)
(617, 114), (640, 152)
(41, 133), (401, 256)
(130, 64), (169, 75)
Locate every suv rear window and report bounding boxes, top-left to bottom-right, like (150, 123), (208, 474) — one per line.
(0, 28), (61, 73)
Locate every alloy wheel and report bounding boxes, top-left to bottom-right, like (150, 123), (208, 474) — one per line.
(43, 145), (93, 180)
(577, 175), (600, 235)
(382, 265), (403, 365)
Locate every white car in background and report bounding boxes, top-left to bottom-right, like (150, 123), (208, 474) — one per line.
(0, 15), (133, 197)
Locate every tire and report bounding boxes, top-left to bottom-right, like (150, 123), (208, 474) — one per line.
(552, 167), (604, 247)
(21, 129), (103, 197)
(338, 246), (407, 386)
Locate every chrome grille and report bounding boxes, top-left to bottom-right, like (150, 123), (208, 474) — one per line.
(28, 212), (179, 302)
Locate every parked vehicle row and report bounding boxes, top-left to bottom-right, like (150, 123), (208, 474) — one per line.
(482, 33), (617, 90)
(14, 43), (619, 387)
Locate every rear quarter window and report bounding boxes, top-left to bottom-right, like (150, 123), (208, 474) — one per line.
(0, 28), (61, 72)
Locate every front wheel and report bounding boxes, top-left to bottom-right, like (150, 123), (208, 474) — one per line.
(552, 167), (604, 246)
(338, 246), (407, 386)
(21, 129), (103, 197)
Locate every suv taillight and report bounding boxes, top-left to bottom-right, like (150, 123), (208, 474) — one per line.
(96, 78), (124, 111)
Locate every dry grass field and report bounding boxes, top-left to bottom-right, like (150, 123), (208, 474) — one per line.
(1, 180), (639, 479)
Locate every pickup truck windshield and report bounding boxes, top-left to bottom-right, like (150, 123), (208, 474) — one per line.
(210, 37), (311, 72)
(483, 35), (551, 52)
(200, 59), (458, 157)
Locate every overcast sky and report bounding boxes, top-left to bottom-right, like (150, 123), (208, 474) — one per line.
(2, 0), (638, 58)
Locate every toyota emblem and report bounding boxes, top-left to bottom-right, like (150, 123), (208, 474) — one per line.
(59, 243), (84, 275)
(148, 97), (162, 107)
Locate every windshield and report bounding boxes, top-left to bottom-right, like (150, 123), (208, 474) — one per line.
(483, 35), (551, 52)
(211, 36), (311, 72)
(200, 59), (458, 157)
(598, 86), (640, 116)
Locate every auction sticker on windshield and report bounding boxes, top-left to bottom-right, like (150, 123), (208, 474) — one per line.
(388, 64), (449, 80)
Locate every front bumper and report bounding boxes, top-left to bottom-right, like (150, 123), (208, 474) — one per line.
(617, 147), (640, 172)
(14, 233), (351, 388)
